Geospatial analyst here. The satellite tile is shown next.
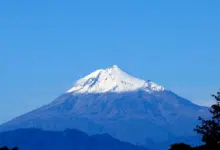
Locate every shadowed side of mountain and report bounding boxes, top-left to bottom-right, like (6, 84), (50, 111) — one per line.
(0, 91), (209, 150)
(0, 91), (208, 132)
(0, 128), (147, 150)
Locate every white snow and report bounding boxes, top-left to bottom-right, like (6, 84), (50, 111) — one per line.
(67, 65), (165, 93)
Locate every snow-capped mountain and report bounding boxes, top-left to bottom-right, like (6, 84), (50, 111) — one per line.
(67, 65), (165, 93)
(0, 65), (209, 150)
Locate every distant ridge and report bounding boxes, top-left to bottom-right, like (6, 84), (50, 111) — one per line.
(0, 128), (147, 150)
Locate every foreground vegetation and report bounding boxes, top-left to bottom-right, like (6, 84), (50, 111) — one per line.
(169, 91), (220, 150)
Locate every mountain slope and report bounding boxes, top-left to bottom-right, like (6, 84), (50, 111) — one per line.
(0, 128), (147, 150)
(0, 65), (209, 149)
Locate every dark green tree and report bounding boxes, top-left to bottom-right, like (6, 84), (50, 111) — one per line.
(11, 147), (18, 150)
(0, 147), (9, 150)
(169, 91), (220, 150)
(194, 91), (220, 149)
(169, 143), (192, 150)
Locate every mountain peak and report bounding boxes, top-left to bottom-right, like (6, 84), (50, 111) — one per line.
(110, 65), (119, 69)
(67, 65), (165, 93)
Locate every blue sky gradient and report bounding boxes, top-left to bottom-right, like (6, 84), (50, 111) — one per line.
(0, 0), (219, 123)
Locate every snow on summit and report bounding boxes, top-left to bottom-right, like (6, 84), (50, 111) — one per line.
(67, 65), (165, 93)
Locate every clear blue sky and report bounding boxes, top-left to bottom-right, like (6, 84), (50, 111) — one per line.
(0, 0), (219, 123)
